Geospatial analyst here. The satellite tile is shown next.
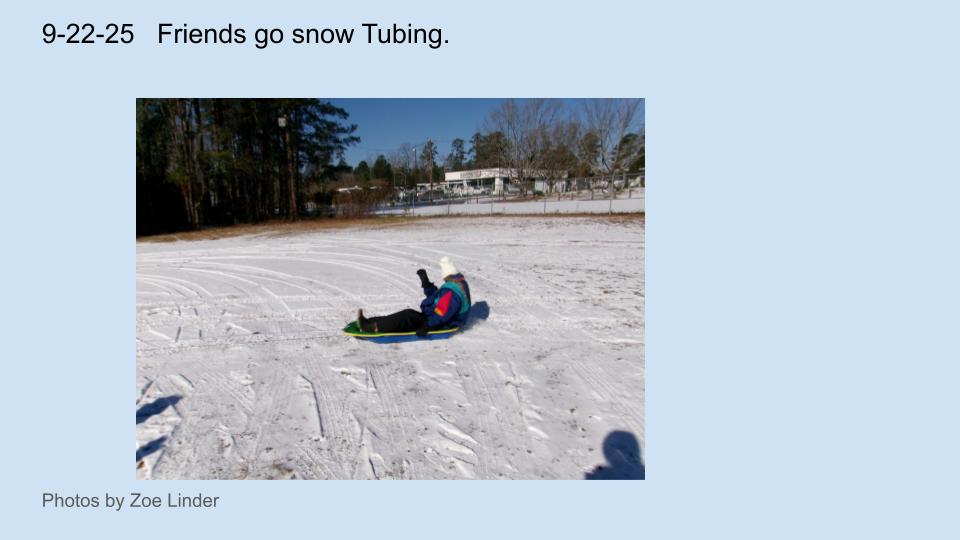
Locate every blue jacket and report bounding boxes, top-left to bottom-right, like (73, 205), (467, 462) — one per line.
(420, 274), (471, 328)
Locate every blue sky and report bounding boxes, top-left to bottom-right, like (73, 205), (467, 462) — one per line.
(327, 98), (645, 167)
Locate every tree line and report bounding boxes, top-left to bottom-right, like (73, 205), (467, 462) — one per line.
(350, 98), (644, 196)
(137, 98), (643, 236)
(137, 98), (358, 236)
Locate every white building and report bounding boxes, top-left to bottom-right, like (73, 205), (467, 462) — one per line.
(444, 168), (563, 195)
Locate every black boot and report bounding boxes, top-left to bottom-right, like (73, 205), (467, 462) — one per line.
(358, 309), (376, 332)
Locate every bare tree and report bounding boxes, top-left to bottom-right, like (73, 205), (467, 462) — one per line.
(486, 99), (561, 195)
(387, 143), (413, 170)
(581, 98), (644, 174)
(537, 119), (580, 193)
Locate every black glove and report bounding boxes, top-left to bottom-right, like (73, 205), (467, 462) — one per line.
(416, 268), (432, 288)
(415, 325), (429, 338)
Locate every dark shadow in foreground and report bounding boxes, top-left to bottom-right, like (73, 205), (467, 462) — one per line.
(136, 395), (182, 424)
(585, 430), (645, 480)
(462, 300), (490, 330)
(135, 436), (168, 462)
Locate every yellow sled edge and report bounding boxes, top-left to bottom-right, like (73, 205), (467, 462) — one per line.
(342, 327), (460, 338)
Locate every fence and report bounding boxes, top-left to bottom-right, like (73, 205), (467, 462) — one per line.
(376, 170), (644, 216)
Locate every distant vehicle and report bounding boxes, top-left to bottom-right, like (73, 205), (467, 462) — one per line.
(461, 186), (487, 196)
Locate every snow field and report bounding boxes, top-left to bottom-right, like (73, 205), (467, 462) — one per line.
(136, 216), (644, 479)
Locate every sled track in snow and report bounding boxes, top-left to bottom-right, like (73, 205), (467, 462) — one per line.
(136, 217), (644, 479)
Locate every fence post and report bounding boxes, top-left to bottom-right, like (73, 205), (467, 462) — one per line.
(609, 175), (614, 214)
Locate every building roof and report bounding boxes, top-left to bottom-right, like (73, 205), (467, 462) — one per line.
(444, 167), (561, 182)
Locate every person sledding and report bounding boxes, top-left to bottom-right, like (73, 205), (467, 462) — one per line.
(357, 256), (471, 337)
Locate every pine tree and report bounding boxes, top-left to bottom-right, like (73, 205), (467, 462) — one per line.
(136, 99), (359, 235)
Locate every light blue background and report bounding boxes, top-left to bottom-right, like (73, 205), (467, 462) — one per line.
(2, 1), (958, 538)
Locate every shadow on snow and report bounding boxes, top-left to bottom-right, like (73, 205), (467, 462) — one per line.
(462, 300), (490, 331)
(136, 436), (169, 462)
(136, 395), (182, 464)
(585, 430), (645, 480)
(136, 395), (182, 425)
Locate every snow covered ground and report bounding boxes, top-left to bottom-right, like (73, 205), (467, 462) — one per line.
(136, 216), (644, 479)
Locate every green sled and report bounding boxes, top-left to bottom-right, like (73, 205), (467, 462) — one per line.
(342, 321), (460, 343)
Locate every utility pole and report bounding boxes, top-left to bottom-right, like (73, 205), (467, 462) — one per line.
(427, 139), (433, 203)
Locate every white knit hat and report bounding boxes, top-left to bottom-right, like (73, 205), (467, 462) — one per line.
(439, 256), (458, 277)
